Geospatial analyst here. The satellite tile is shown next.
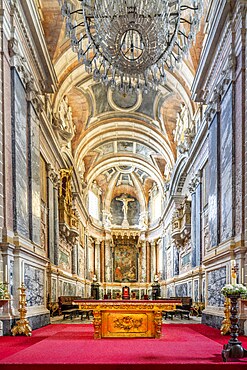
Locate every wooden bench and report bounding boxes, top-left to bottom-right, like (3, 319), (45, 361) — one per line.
(58, 296), (82, 315)
(172, 296), (192, 319)
(163, 297), (192, 320)
(62, 308), (78, 320)
(78, 310), (93, 320)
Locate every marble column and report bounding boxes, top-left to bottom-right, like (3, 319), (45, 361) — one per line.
(195, 181), (202, 266)
(140, 241), (147, 282)
(156, 239), (163, 278)
(72, 240), (78, 275)
(150, 241), (156, 282)
(190, 174), (201, 268)
(173, 244), (179, 276)
(220, 85), (233, 241)
(146, 242), (151, 283)
(27, 98), (41, 245)
(11, 68), (29, 239)
(105, 239), (112, 282)
(47, 166), (55, 264)
(162, 236), (167, 280)
(95, 240), (101, 281)
(53, 184), (59, 266)
(208, 110), (220, 248)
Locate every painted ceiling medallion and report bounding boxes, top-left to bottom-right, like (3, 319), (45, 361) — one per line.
(107, 88), (142, 112)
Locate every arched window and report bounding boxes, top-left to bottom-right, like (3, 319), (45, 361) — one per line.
(152, 192), (162, 221)
(88, 190), (100, 220)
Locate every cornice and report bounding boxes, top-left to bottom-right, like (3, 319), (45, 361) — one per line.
(192, 0), (232, 102)
(18, 0), (57, 92)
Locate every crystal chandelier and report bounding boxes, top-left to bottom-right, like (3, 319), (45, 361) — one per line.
(59, 0), (203, 94)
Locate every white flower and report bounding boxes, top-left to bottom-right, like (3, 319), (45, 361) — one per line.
(221, 283), (247, 297)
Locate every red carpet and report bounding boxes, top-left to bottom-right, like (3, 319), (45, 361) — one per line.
(0, 324), (247, 369)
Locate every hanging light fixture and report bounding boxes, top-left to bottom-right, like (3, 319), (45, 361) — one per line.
(58, 0), (203, 94)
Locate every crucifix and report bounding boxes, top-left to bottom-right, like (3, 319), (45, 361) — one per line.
(116, 194), (135, 227)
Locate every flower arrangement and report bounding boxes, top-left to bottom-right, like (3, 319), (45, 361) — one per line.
(221, 283), (247, 297)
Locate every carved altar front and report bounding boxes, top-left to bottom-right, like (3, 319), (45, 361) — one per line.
(74, 299), (181, 339)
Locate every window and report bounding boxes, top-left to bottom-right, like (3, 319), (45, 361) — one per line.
(152, 192), (162, 221)
(88, 190), (99, 220)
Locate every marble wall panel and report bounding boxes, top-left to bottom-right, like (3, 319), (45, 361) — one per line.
(234, 65), (244, 236)
(58, 249), (70, 271)
(51, 278), (56, 301)
(188, 281), (192, 297)
(194, 279), (199, 302)
(63, 282), (76, 296)
(173, 246), (179, 276)
(166, 248), (172, 279)
(48, 178), (54, 263)
(167, 286), (173, 298)
(175, 283), (188, 297)
(78, 246), (85, 279)
(208, 114), (219, 248)
(195, 184), (202, 266)
(207, 267), (226, 307)
(191, 192), (197, 267)
(24, 263), (44, 307)
(162, 237), (166, 280)
(4, 49), (14, 230)
(181, 252), (191, 267)
(28, 104), (41, 245)
(220, 86), (233, 241)
(202, 278), (205, 302)
(12, 70), (29, 238)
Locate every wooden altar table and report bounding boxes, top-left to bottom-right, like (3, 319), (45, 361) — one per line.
(73, 299), (182, 339)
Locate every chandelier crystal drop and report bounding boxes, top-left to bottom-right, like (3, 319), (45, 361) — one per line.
(58, 0), (203, 94)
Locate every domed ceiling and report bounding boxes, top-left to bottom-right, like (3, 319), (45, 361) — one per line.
(38, 0), (206, 222)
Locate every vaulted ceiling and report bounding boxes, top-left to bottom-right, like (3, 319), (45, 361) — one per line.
(38, 0), (207, 211)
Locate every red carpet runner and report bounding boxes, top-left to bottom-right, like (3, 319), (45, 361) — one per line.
(0, 324), (247, 369)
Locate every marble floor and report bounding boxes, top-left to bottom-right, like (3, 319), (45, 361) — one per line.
(50, 314), (202, 325)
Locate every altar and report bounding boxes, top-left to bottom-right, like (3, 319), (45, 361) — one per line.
(74, 299), (181, 339)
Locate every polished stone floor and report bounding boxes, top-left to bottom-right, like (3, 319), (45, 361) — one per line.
(51, 314), (202, 325)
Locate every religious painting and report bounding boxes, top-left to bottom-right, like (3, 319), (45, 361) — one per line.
(114, 245), (137, 282)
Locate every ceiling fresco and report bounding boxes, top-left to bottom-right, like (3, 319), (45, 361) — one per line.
(38, 0), (206, 210)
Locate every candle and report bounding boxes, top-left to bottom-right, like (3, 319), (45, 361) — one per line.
(231, 260), (236, 285)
